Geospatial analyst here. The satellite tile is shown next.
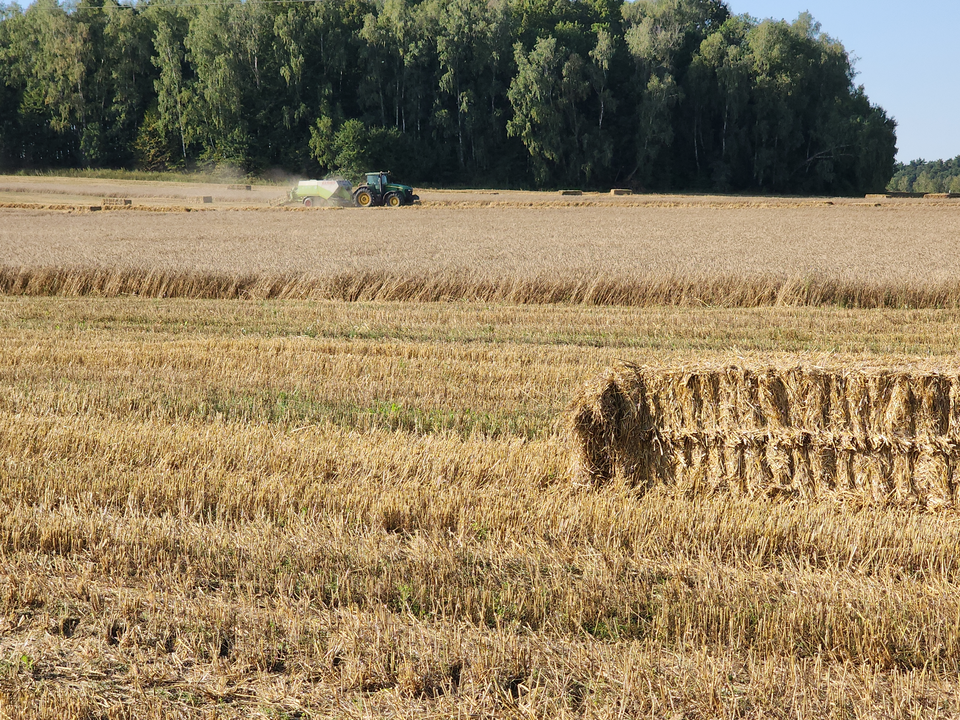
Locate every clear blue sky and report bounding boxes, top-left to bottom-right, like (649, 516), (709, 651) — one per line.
(730, 1), (959, 163)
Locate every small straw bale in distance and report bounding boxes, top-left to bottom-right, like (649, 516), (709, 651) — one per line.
(570, 361), (960, 506)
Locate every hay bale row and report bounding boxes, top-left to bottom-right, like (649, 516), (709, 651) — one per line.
(569, 363), (960, 506)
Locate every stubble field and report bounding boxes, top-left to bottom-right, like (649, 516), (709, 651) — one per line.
(3, 181), (960, 718)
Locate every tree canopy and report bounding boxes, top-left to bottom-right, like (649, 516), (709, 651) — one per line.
(889, 158), (960, 195)
(0, 0), (897, 193)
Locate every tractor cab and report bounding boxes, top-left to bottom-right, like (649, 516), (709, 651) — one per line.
(366, 172), (390, 193)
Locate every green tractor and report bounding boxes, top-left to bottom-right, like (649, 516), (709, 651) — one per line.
(353, 171), (419, 207)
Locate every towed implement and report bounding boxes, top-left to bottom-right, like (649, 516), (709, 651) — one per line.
(289, 179), (355, 207)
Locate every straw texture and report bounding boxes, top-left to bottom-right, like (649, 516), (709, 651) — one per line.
(570, 363), (960, 506)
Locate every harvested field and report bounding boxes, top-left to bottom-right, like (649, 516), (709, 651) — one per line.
(0, 174), (289, 207)
(3, 297), (960, 716)
(0, 173), (856, 208)
(5, 175), (960, 717)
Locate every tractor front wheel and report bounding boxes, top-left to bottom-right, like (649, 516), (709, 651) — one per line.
(303, 196), (317, 207)
(354, 188), (374, 207)
(385, 192), (402, 207)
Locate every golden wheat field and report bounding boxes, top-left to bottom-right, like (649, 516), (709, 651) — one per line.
(1, 196), (960, 308)
(4, 179), (960, 718)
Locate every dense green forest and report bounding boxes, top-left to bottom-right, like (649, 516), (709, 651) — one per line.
(0, 0), (897, 192)
(889, 158), (960, 194)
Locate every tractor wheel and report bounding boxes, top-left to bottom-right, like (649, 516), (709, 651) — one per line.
(385, 192), (402, 207)
(303, 196), (317, 207)
(355, 188), (374, 207)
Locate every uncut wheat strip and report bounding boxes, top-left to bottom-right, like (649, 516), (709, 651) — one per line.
(9, 264), (960, 309)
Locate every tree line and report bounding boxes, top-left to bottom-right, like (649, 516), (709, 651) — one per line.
(889, 158), (960, 195)
(0, 0), (897, 193)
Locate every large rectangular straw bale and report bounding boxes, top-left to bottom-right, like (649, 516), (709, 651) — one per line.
(947, 377), (960, 436)
(569, 362), (960, 507)
(719, 367), (761, 430)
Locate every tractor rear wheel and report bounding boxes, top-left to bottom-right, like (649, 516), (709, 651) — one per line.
(354, 188), (374, 207)
(385, 192), (402, 207)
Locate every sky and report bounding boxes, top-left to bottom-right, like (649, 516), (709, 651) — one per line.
(730, 0), (959, 163)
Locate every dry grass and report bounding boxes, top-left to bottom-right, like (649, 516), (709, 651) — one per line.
(3, 296), (960, 716)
